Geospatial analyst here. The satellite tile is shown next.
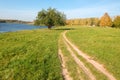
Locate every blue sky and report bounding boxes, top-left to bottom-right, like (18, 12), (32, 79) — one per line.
(0, 0), (120, 21)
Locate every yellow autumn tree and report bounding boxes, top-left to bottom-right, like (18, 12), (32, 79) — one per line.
(100, 13), (112, 27)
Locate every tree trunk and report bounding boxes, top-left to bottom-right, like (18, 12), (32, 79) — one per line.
(48, 26), (52, 29)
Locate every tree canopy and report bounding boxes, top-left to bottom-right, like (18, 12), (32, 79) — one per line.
(113, 16), (120, 28)
(100, 13), (112, 27)
(66, 18), (99, 26)
(34, 8), (66, 29)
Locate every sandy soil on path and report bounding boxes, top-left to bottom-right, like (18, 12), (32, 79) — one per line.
(58, 47), (72, 80)
(63, 37), (96, 80)
(63, 30), (116, 80)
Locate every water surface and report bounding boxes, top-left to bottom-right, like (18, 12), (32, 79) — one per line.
(0, 23), (47, 32)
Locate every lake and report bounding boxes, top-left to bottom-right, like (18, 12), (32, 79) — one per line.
(0, 23), (47, 32)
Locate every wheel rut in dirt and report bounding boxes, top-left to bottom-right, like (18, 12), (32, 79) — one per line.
(62, 30), (116, 80)
(63, 37), (96, 80)
(58, 42), (72, 80)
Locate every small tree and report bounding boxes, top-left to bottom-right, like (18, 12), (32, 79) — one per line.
(34, 8), (66, 29)
(113, 16), (120, 28)
(100, 13), (112, 27)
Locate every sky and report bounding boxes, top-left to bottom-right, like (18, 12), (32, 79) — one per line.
(0, 0), (120, 21)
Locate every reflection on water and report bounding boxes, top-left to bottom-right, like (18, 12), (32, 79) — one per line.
(0, 23), (47, 32)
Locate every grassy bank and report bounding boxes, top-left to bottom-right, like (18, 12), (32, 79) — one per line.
(0, 29), (63, 80)
(0, 26), (120, 80)
(66, 26), (120, 80)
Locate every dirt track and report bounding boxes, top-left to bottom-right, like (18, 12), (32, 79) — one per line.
(59, 49), (72, 80)
(59, 30), (116, 80)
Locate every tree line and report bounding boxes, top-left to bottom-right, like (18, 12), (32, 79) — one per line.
(0, 19), (32, 24)
(66, 13), (120, 28)
(66, 18), (99, 26)
(34, 8), (120, 29)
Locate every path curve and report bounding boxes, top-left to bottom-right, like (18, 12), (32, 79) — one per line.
(58, 39), (72, 80)
(63, 30), (116, 80)
(63, 37), (96, 80)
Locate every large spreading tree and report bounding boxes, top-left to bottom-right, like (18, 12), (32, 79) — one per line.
(34, 8), (66, 29)
(100, 13), (112, 27)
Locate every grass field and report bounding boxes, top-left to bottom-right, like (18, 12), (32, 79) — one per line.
(59, 34), (108, 80)
(0, 26), (120, 80)
(59, 35), (89, 80)
(66, 26), (120, 80)
(0, 29), (63, 80)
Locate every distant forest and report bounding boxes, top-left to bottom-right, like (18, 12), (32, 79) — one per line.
(0, 19), (33, 24)
(66, 13), (120, 28)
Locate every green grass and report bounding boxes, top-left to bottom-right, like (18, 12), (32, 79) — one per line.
(71, 45), (108, 80)
(0, 29), (63, 80)
(66, 26), (120, 80)
(1, 25), (120, 80)
(60, 30), (108, 80)
(59, 36), (88, 80)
